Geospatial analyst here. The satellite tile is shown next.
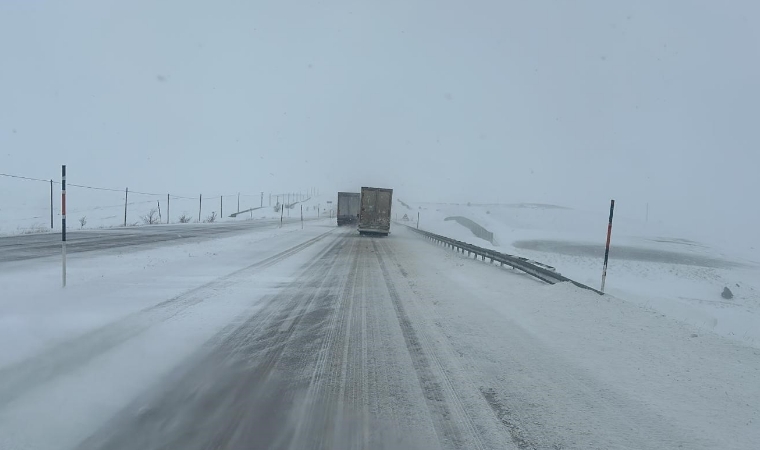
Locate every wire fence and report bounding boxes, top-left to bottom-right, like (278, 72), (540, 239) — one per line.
(0, 172), (317, 234)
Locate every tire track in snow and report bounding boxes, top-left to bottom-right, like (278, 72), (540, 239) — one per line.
(0, 229), (336, 406)
(373, 239), (488, 450)
(76, 233), (352, 450)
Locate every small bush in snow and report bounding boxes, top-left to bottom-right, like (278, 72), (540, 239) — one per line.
(205, 211), (217, 223)
(178, 213), (191, 223)
(79, 216), (87, 228)
(142, 208), (160, 225)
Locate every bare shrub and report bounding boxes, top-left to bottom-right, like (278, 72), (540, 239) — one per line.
(142, 208), (160, 225)
(79, 216), (87, 228)
(205, 211), (217, 223)
(178, 213), (191, 223)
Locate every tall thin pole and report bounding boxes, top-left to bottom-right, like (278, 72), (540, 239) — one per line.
(260, 191), (263, 207)
(417, 212), (420, 229)
(61, 166), (67, 287)
(157, 200), (162, 223)
(220, 196), (223, 218)
(238, 193), (240, 213)
(167, 194), (170, 224)
(280, 200), (284, 227)
(50, 179), (54, 229)
(124, 187), (129, 227)
(199, 194), (202, 222)
(601, 199), (615, 293)
(301, 205), (303, 229)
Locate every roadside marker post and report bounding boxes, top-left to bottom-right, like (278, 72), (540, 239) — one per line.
(124, 187), (129, 227)
(50, 180), (54, 229)
(600, 199), (615, 292)
(61, 165), (67, 287)
(301, 205), (303, 229)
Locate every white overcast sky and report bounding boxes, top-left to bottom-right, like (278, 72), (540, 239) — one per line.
(1, 0), (758, 241)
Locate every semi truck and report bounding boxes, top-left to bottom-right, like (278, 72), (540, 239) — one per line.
(358, 187), (393, 236)
(337, 192), (360, 226)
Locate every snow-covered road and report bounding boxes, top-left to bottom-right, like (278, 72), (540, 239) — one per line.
(0, 223), (757, 449)
(0, 218), (309, 262)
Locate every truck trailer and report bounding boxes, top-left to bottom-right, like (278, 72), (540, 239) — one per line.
(358, 187), (393, 236)
(337, 192), (360, 226)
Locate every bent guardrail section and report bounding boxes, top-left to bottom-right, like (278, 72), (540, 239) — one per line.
(403, 225), (603, 295)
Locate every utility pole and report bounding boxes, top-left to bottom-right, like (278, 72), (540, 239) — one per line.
(124, 187), (129, 227)
(261, 191), (263, 207)
(50, 180), (54, 229)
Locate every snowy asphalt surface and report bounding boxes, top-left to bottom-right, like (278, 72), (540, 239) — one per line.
(73, 231), (500, 450)
(0, 219), (304, 262)
(1, 224), (757, 449)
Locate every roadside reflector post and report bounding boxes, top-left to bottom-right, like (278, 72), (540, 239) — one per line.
(124, 187), (129, 227)
(167, 194), (170, 224)
(61, 165), (67, 287)
(280, 200), (284, 227)
(417, 212), (420, 229)
(50, 180), (54, 229)
(601, 199), (615, 292)
(301, 205), (303, 229)
(199, 194), (202, 223)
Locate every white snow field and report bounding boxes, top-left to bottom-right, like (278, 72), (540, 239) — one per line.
(0, 221), (758, 449)
(400, 201), (760, 348)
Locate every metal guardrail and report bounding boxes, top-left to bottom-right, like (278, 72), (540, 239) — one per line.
(403, 225), (603, 295)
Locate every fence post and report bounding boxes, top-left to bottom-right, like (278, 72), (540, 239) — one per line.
(167, 194), (170, 224)
(199, 194), (202, 222)
(50, 179), (54, 229)
(124, 187), (128, 227)
(600, 199), (615, 292)
(61, 165), (67, 287)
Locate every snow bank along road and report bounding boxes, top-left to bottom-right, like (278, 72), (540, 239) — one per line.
(0, 223), (757, 449)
